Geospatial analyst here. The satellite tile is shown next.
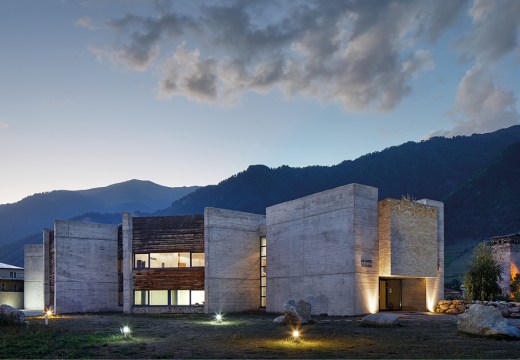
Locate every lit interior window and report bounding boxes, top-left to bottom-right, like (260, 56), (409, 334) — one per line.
(149, 290), (169, 305)
(191, 290), (205, 305)
(191, 253), (205, 267)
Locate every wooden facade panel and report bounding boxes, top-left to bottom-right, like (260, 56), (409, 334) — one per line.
(132, 215), (204, 253)
(133, 268), (204, 291)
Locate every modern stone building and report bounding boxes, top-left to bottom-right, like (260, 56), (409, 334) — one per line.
(24, 183), (444, 315)
(491, 233), (520, 298)
(0, 262), (24, 309)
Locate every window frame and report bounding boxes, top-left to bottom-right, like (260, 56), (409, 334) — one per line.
(133, 252), (205, 270)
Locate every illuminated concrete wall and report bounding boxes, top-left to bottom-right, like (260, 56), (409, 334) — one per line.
(204, 208), (266, 313)
(24, 244), (44, 310)
(266, 184), (379, 316)
(54, 220), (119, 314)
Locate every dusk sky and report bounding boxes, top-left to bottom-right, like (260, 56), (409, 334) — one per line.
(1, 0), (519, 205)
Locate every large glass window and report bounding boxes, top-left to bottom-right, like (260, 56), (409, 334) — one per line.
(134, 254), (148, 269)
(191, 253), (205, 267)
(134, 252), (204, 269)
(150, 290), (169, 305)
(171, 290), (191, 305)
(191, 290), (205, 305)
(134, 290), (148, 305)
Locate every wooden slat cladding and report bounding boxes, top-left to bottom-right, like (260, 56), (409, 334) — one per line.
(133, 268), (204, 290)
(49, 230), (55, 308)
(132, 215), (204, 253)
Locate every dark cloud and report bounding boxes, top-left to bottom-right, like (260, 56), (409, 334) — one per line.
(93, 0), (465, 109)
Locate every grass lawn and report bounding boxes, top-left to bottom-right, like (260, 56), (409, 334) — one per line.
(1, 312), (520, 358)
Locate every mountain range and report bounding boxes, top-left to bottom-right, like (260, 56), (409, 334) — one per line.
(0, 180), (198, 265)
(1, 125), (519, 279)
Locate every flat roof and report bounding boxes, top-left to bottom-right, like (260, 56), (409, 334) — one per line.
(0, 262), (23, 270)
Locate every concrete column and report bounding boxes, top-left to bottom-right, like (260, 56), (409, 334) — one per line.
(417, 199), (445, 311)
(24, 244), (44, 310)
(122, 212), (134, 314)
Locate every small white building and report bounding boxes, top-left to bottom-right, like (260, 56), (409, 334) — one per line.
(0, 262), (24, 308)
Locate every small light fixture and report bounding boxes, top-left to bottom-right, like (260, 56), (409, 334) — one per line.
(292, 329), (300, 340)
(44, 309), (52, 326)
(215, 313), (223, 323)
(120, 325), (131, 338)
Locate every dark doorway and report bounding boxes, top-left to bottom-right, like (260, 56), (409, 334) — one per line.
(379, 279), (402, 311)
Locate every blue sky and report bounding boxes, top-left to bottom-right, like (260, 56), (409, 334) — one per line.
(1, 0), (519, 205)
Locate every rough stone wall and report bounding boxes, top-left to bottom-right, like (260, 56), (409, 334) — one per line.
(378, 199), (438, 277)
(491, 235), (520, 297)
(54, 220), (119, 314)
(266, 183), (379, 316)
(416, 199), (444, 310)
(204, 208), (266, 313)
(24, 244), (44, 310)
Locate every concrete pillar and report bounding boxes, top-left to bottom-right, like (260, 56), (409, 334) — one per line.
(24, 244), (44, 310)
(417, 199), (445, 311)
(122, 212), (133, 314)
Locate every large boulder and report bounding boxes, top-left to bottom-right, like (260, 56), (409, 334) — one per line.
(361, 313), (400, 327)
(457, 304), (520, 338)
(283, 299), (312, 325)
(0, 304), (26, 325)
(273, 315), (287, 324)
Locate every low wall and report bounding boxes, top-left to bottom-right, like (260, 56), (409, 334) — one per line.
(0, 292), (23, 309)
(132, 306), (204, 314)
(435, 299), (520, 317)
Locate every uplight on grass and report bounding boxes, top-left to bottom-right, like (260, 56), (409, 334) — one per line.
(120, 325), (131, 338)
(215, 313), (223, 323)
(292, 330), (300, 339)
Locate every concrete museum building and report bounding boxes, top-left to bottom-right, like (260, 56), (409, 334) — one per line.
(24, 183), (444, 316)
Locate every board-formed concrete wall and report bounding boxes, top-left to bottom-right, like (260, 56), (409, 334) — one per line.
(24, 244), (44, 310)
(379, 199), (438, 278)
(54, 220), (119, 314)
(266, 183), (379, 316)
(204, 208), (266, 313)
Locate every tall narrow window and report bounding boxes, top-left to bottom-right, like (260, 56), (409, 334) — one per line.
(134, 254), (148, 269)
(260, 236), (267, 307)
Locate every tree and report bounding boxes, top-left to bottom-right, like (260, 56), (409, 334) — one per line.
(463, 242), (502, 301)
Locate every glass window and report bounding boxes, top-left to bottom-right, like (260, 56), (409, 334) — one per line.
(261, 297), (266, 307)
(178, 253), (190, 267)
(150, 253), (177, 268)
(261, 247), (266, 257)
(191, 253), (205, 267)
(134, 290), (148, 305)
(150, 290), (169, 305)
(191, 290), (205, 305)
(171, 290), (190, 305)
(261, 237), (267, 247)
(134, 254), (148, 269)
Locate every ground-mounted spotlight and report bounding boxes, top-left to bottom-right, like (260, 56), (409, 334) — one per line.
(120, 325), (131, 338)
(44, 308), (53, 326)
(292, 329), (300, 340)
(215, 313), (223, 323)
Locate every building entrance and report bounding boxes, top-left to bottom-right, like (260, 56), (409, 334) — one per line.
(379, 279), (402, 311)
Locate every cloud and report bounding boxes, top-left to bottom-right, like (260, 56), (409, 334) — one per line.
(429, 0), (520, 137)
(429, 64), (520, 137)
(91, 0), (463, 111)
(76, 16), (97, 30)
(460, 0), (520, 63)
(0, 122), (8, 129)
